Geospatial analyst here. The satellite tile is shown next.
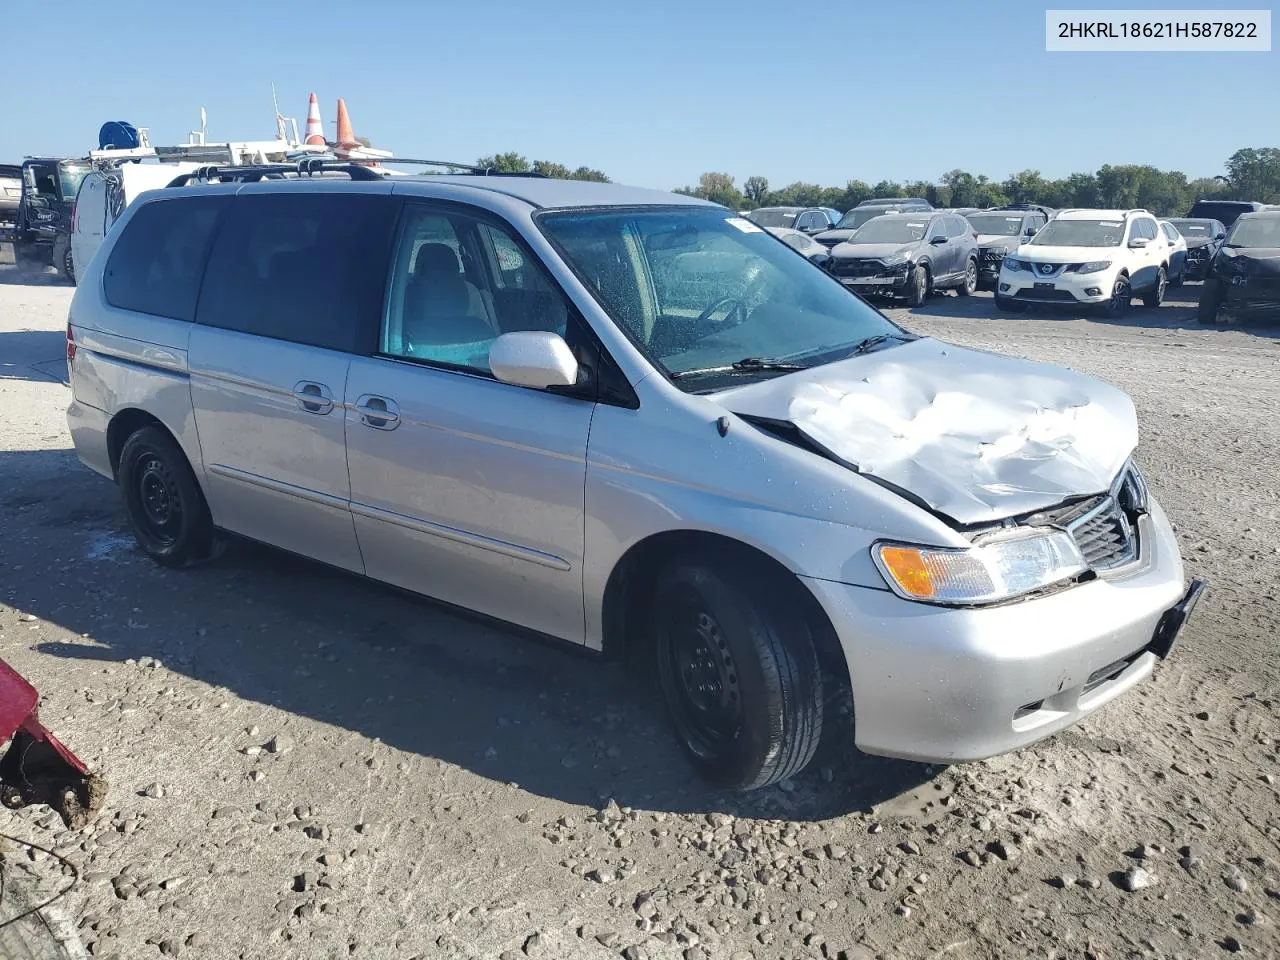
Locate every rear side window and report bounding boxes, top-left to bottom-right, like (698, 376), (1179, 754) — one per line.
(103, 197), (228, 321)
(195, 193), (397, 353)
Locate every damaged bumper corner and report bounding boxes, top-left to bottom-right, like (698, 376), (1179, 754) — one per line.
(0, 658), (106, 829)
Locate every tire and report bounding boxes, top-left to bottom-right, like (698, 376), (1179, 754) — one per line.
(995, 294), (1027, 313)
(117, 425), (214, 567)
(905, 264), (928, 307)
(652, 556), (823, 791)
(52, 235), (75, 285)
(1100, 273), (1131, 318)
(956, 257), (978, 296)
(1141, 266), (1166, 308)
(1197, 277), (1223, 324)
(1170, 260), (1185, 287)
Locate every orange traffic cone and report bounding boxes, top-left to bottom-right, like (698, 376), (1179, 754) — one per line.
(304, 93), (325, 145)
(335, 98), (356, 148)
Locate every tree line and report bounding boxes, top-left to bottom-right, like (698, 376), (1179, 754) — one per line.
(674, 148), (1280, 216)
(474, 147), (1280, 218)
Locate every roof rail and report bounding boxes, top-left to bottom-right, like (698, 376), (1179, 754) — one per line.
(378, 157), (548, 177)
(164, 159), (384, 188)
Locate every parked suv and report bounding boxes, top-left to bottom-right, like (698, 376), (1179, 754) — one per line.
(744, 206), (837, 234)
(997, 209), (1172, 316)
(1196, 210), (1280, 324)
(827, 211), (978, 305)
(965, 209), (1047, 289)
(1168, 218), (1227, 281)
(67, 165), (1198, 791)
(813, 198), (933, 249)
(1184, 199), (1264, 229)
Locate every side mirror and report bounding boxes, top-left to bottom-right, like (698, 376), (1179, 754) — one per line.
(1128, 238), (1148, 249)
(489, 331), (579, 390)
(808, 252), (832, 270)
(1025, 226), (1038, 236)
(1215, 232), (1226, 240)
(929, 235), (947, 245)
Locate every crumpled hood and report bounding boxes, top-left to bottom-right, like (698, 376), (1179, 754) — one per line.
(830, 241), (914, 260)
(718, 338), (1138, 525)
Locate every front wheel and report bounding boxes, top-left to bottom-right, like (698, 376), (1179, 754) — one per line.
(1197, 277), (1223, 324)
(1142, 266), (1166, 308)
(118, 425), (214, 566)
(1100, 274), (1131, 318)
(905, 264), (928, 307)
(957, 257), (978, 296)
(652, 558), (823, 791)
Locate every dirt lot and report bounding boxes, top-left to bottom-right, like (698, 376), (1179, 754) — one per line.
(2, 268), (1279, 960)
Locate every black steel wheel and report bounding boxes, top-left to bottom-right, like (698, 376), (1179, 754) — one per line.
(118, 425), (213, 566)
(652, 557), (822, 791)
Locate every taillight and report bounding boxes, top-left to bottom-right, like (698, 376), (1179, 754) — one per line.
(66, 323), (76, 364)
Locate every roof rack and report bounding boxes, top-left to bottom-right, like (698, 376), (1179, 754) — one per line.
(164, 159), (383, 187)
(378, 157), (548, 177)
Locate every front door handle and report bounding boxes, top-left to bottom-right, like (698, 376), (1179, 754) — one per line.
(293, 381), (334, 415)
(354, 394), (400, 430)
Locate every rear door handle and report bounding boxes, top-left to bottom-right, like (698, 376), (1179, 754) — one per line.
(354, 394), (400, 430)
(293, 381), (334, 415)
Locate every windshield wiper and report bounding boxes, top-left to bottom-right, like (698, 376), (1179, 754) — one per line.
(846, 333), (912, 357)
(669, 357), (809, 380)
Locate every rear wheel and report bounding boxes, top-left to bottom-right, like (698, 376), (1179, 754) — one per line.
(1141, 266), (1166, 307)
(118, 425), (214, 566)
(905, 264), (929, 307)
(52, 235), (74, 285)
(957, 257), (978, 296)
(652, 557), (823, 791)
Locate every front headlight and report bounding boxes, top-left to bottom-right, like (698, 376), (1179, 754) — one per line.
(881, 253), (910, 267)
(1003, 257), (1026, 272)
(1072, 260), (1112, 274)
(873, 531), (1086, 605)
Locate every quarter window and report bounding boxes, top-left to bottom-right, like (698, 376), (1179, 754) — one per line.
(195, 192), (396, 353)
(381, 205), (573, 375)
(103, 197), (228, 321)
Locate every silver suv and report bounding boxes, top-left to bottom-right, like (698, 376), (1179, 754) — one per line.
(66, 163), (1201, 790)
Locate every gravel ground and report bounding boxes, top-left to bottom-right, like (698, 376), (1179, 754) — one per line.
(1, 268), (1279, 960)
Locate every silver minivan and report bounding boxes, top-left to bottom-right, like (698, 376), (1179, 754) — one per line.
(66, 166), (1203, 791)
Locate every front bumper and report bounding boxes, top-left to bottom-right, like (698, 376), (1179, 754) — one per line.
(1220, 278), (1280, 320)
(803, 499), (1191, 763)
(998, 267), (1116, 305)
(1, 658), (106, 828)
(834, 268), (911, 297)
(1184, 254), (1212, 280)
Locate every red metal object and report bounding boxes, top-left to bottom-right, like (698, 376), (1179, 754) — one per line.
(0, 658), (105, 828)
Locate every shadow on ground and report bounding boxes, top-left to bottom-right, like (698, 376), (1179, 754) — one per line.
(1, 447), (933, 822)
(0, 329), (69, 383)
(0, 263), (66, 287)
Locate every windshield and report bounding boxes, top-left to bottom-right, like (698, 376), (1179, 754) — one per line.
(745, 208), (797, 228)
(835, 208), (890, 229)
(537, 207), (901, 388)
(1030, 218), (1124, 247)
(966, 214), (1023, 237)
(1170, 219), (1219, 238)
(56, 162), (91, 202)
(849, 218), (929, 244)
(1226, 216), (1280, 248)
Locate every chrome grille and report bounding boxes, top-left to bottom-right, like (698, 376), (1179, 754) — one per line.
(1067, 497), (1137, 571)
(830, 257), (886, 278)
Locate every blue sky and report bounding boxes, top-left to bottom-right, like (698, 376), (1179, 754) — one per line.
(3, 0), (1275, 190)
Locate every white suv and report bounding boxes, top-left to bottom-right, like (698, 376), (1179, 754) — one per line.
(996, 209), (1171, 317)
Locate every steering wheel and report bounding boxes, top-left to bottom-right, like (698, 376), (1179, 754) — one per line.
(696, 296), (746, 327)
